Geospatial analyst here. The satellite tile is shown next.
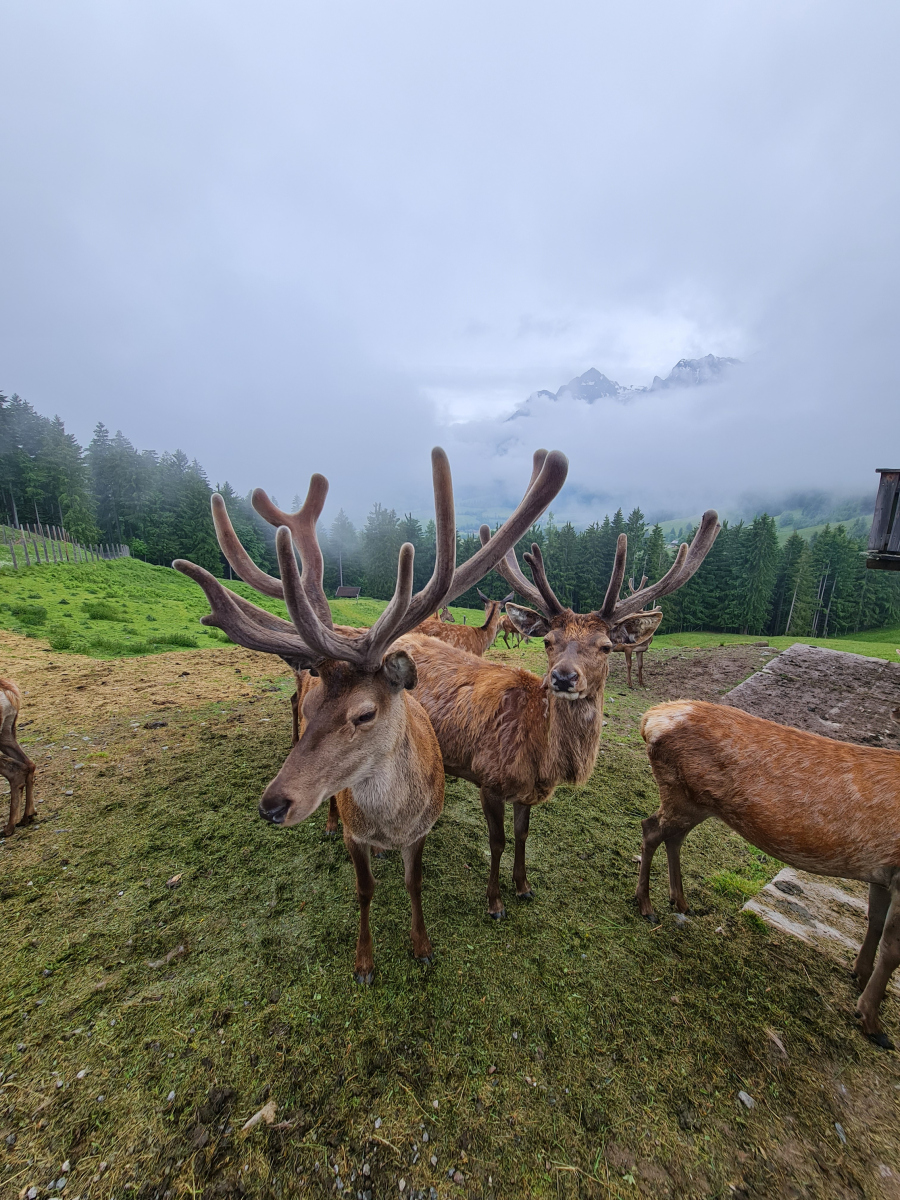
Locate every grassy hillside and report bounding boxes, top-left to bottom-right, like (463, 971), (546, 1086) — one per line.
(0, 558), (485, 659)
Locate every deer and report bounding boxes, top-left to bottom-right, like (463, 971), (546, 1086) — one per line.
(1, 677), (36, 839)
(437, 605), (455, 622)
(392, 459), (720, 917)
(415, 588), (514, 656)
(176, 447), (569, 977)
(613, 575), (656, 688)
(498, 611), (527, 648)
(637, 700), (900, 1049)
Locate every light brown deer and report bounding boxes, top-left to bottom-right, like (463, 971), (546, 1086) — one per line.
(1, 677), (36, 839)
(498, 611), (527, 648)
(394, 470), (719, 916)
(415, 588), (513, 655)
(638, 700), (900, 1048)
(178, 448), (569, 976)
(437, 605), (455, 622)
(613, 575), (658, 688)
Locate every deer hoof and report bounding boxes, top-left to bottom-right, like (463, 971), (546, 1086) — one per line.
(641, 911), (660, 925)
(20, 813), (36, 825)
(865, 1029), (895, 1050)
(516, 889), (534, 902)
(415, 954), (433, 966)
(488, 907), (506, 920)
(354, 970), (374, 986)
(324, 827), (340, 839)
(1, 827), (14, 839)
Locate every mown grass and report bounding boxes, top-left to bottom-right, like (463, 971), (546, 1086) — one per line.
(3, 653), (899, 1199)
(0, 560), (484, 661)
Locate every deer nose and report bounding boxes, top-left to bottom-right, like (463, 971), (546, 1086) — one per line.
(259, 795), (289, 825)
(550, 668), (579, 692)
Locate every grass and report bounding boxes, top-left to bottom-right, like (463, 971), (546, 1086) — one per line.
(654, 629), (900, 663)
(0, 559), (485, 661)
(2, 640), (899, 1198)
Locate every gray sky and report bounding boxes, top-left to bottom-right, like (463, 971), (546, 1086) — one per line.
(2, 1), (898, 526)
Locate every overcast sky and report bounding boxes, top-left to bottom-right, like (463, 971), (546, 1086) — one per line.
(2, 1), (898, 526)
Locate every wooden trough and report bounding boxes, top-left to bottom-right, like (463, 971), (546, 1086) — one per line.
(722, 644), (900, 985)
(334, 585), (361, 599)
(867, 467), (900, 571)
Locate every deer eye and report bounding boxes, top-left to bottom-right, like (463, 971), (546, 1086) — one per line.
(354, 709), (377, 726)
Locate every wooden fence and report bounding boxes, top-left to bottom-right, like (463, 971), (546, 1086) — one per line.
(0, 523), (129, 570)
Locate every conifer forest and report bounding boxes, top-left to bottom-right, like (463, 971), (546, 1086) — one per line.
(2, 391), (898, 638)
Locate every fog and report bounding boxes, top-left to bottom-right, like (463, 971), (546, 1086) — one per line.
(2, 1), (897, 526)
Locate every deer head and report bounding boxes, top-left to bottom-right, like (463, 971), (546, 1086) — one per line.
(174, 448), (568, 826)
(482, 498), (719, 702)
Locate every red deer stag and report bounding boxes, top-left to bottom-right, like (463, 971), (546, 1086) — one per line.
(1, 677), (36, 839)
(613, 575), (659, 688)
(395, 482), (719, 917)
(177, 448), (568, 976)
(638, 700), (900, 1048)
(416, 588), (513, 656)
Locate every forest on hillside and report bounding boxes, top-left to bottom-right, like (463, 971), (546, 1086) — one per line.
(2, 392), (898, 638)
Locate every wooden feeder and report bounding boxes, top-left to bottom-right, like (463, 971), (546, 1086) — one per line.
(866, 468), (900, 571)
(335, 585), (362, 599)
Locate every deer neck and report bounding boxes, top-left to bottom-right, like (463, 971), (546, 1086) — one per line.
(540, 680), (605, 787)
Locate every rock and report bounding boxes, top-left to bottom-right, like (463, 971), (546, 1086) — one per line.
(737, 1090), (755, 1109)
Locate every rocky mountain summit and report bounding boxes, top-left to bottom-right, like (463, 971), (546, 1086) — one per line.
(510, 353), (740, 418)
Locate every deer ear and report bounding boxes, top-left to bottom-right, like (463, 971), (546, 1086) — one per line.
(612, 611), (664, 644)
(505, 603), (551, 638)
(380, 649), (418, 691)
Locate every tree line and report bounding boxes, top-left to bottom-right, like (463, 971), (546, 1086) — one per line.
(2, 392), (897, 636)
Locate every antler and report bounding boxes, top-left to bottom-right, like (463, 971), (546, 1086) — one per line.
(474, 449), (569, 613)
(606, 511), (720, 622)
(210, 476), (332, 625)
(444, 449), (568, 604)
(177, 446), (567, 672)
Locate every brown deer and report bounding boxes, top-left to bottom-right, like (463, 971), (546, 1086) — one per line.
(437, 605), (455, 622)
(498, 611), (527, 648)
(613, 575), (657, 688)
(638, 700), (900, 1048)
(394, 470), (720, 917)
(1, 677), (36, 839)
(415, 588), (513, 655)
(177, 448), (569, 975)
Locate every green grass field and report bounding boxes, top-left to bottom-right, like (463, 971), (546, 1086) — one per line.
(0, 558), (484, 660)
(1, 556), (896, 667)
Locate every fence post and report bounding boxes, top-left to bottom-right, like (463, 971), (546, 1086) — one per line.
(22, 538), (31, 567)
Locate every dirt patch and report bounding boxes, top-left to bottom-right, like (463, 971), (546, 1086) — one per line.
(0, 629), (293, 736)
(625, 641), (780, 703)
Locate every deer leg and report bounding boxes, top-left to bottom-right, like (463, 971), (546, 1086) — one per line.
(635, 813), (665, 919)
(345, 835), (376, 985)
(855, 880), (900, 1049)
(20, 760), (36, 823)
(637, 650), (645, 688)
(324, 795), (340, 837)
(512, 801), (534, 901)
(402, 835), (433, 963)
(1, 761), (24, 838)
(480, 788), (507, 919)
(624, 648), (633, 689)
(853, 883), (892, 988)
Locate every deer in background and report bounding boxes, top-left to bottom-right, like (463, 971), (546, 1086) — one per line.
(184, 448), (569, 970)
(638, 700), (900, 1049)
(498, 611), (528, 648)
(416, 587), (514, 656)
(396, 454), (720, 916)
(613, 575), (659, 688)
(1, 677), (36, 839)
(437, 605), (455, 622)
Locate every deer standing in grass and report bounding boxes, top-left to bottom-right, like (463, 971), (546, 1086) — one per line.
(638, 700), (900, 1048)
(1, 677), (36, 839)
(416, 588), (514, 656)
(395, 457), (720, 916)
(498, 611), (527, 648)
(614, 576), (656, 688)
(177, 448), (568, 978)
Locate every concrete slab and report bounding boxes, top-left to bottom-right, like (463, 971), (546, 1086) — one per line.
(723, 642), (900, 748)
